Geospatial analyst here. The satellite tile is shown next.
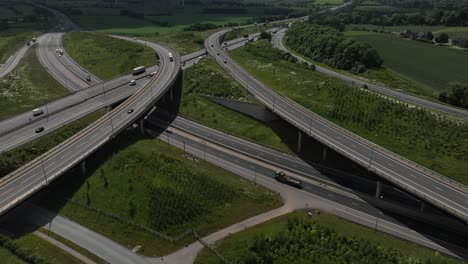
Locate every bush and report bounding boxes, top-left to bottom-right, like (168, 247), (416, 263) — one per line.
(439, 82), (468, 109)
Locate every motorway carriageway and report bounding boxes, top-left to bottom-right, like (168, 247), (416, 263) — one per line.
(0, 34), (252, 153)
(0, 39), (181, 216)
(144, 113), (468, 260)
(205, 30), (468, 223)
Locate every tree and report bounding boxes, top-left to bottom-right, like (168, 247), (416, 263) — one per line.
(259, 31), (272, 41)
(434, 33), (449, 43)
(426, 31), (434, 40)
(439, 82), (468, 109)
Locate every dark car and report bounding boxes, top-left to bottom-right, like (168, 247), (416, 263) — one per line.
(224, 60), (227, 64)
(35, 127), (44, 133)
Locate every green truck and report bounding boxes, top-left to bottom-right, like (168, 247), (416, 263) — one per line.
(274, 170), (302, 188)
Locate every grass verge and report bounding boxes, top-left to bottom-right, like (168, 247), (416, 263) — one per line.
(0, 31), (42, 63)
(229, 40), (468, 185)
(0, 110), (106, 179)
(0, 231), (82, 264)
(195, 211), (465, 264)
(179, 56), (296, 154)
(141, 29), (217, 55)
(0, 45), (68, 119)
(63, 32), (156, 79)
(35, 131), (282, 256)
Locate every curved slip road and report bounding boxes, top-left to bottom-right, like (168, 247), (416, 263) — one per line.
(272, 29), (468, 119)
(0, 39), (181, 216)
(206, 30), (468, 223)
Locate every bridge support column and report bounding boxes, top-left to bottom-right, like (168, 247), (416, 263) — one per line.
(420, 202), (425, 212)
(169, 88), (174, 102)
(375, 181), (382, 198)
(161, 93), (166, 103)
(80, 160), (86, 175)
(322, 147), (327, 161)
(139, 119), (144, 135)
(297, 131), (303, 153)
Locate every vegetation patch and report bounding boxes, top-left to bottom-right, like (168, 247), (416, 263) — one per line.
(286, 22), (383, 73)
(179, 56), (296, 153)
(0, 110), (105, 179)
(0, 232), (82, 264)
(195, 211), (465, 264)
(142, 29), (215, 55)
(224, 24), (271, 42)
(230, 40), (468, 185)
(36, 132), (282, 256)
(0, 46), (68, 119)
(0, 31), (41, 63)
(63, 32), (155, 79)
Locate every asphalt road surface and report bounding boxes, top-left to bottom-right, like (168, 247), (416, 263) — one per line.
(205, 30), (468, 223)
(271, 29), (468, 119)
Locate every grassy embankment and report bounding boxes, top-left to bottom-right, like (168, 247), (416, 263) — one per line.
(142, 29), (216, 55)
(63, 32), (155, 79)
(0, 46), (68, 119)
(346, 31), (468, 92)
(179, 56), (296, 154)
(283, 33), (438, 100)
(36, 131), (282, 256)
(195, 211), (465, 264)
(0, 31), (42, 63)
(0, 232), (82, 264)
(0, 110), (105, 179)
(224, 25), (272, 41)
(229, 40), (468, 185)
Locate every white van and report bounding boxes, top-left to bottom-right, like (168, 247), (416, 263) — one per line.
(32, 108), (43, 117)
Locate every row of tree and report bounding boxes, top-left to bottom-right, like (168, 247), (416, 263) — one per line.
(310, 8), (468, 27)
(285, 22), (383, 73)
(439, 82), (468, 109)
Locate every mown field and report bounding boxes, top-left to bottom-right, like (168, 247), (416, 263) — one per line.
(0, 232), (82, 264)
(0, 110), (105, 179)
(37, 132), (282, 256)
(63, 32), (155, 79)
(0, 46), (68, 119)
(179, 56), (297, 154)
(195, 211), (465, 264)
(346, 31), (468, 91)
(230, 40), (468, 185)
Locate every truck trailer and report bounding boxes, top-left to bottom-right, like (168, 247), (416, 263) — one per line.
(274, 170), (302, 188)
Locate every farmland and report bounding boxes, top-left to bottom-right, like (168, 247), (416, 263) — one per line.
(0, 46), (68, 119)
(346, 31), (468, 91)
(230, 40), (468, 185)
(195, 211), (465, 264)
(36, 132), (282, 256)
(63, 32), (155, 79)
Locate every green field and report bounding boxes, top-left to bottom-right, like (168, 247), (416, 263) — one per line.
(195, 211), (465, 264)
(0, 232), (82, 264)
(229, 40), (468, 185)
(0, 110), (105, 179)
(63, 32), (156, 79)
(346, 31), (468, 91)
(0, 46), (68, 119)
(37, 132), (282, 256)
(315, 0), (343, 5)
(179, 56), (297, 154)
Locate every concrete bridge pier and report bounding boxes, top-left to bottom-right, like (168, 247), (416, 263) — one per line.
(375, 181), (382, 198)
(322, 147), (328, 161)
(169, 88), (174, 102)
(139, 119), (145, 135)
(80, 160), (86, 175)
(297, 131), (303, 153)
(420, 202), (426, 212)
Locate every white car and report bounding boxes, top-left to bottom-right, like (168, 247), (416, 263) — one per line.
(129, 80), (136, 86)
